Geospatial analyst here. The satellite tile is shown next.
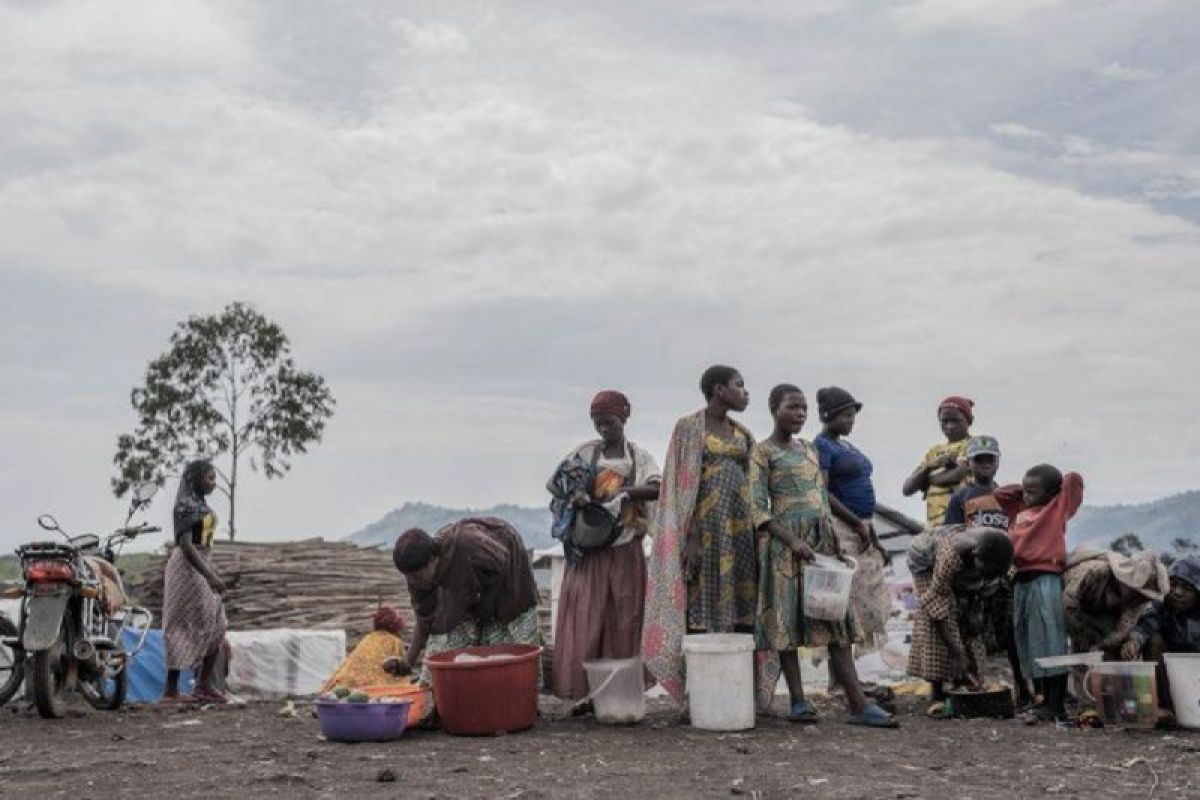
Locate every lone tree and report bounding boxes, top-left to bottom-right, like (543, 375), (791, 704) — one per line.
(113, 301), (335, 539)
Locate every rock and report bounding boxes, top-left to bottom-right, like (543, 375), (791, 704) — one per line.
(376, 769), (398, 783)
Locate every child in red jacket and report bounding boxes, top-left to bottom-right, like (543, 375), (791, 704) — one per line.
(995, 464), (1084, 724)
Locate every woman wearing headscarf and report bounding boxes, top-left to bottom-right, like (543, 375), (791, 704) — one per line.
(813, 387), (892, 650)
(902, 396), (975, 527)
(1062, 548), (1169, 658)
(547, 390), (662, 703)
(643, 365), (763, 705)
(162, 459), (229, 704)
(389, 518), (540, 685)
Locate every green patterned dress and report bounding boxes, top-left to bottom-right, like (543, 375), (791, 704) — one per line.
(750, 438), (856, 650)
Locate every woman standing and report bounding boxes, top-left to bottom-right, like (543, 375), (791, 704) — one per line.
(162, 459), (228, 704)
(549, 390), (662, 703)
(643, 365), (758, 702)
(813, 387), (891, 650)
(902, 396), (975, 527)
(750, 385), (896, 727)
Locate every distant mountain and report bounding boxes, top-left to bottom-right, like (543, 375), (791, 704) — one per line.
(1068, 490), (1200, 556)
(345, 502), (555, 551)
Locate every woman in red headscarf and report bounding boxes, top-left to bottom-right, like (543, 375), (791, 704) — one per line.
(546, 390), (663, 706)
(902, 396), (976, 527)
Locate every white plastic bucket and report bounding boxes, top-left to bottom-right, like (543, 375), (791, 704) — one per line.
(803, 555), (856, 621)
(681, 633), (755, 731)
(1163, 653), (1200, 730)
(583, 656), (646, 724)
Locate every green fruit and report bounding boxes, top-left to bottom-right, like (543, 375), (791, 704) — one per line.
(332, 686), (352, 699)
(347, 692), (370, 704)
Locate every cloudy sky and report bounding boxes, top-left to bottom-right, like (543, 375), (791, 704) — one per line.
(2, 1), (1198, 551)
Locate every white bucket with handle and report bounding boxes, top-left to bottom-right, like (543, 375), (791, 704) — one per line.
(803, 555), (857, 621)
(582, 656), (645, 724)
(1163, 653), (1200, 730)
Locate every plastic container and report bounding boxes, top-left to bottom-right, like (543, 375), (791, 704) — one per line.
(583, 656), (646, 724)
(1163, 653), (1200, 730)
(681, 633), (755, 731)
(1083, 662), (1158, 728)
(316, 699), (411, 742)
(803, 555), (856, 621)
(426, 644), (542, 735)
(360, 683), (432, 728)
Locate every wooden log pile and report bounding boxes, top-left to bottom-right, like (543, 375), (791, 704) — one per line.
(127, 538), (553, 650)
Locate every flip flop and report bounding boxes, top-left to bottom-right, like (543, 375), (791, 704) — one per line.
(849, 703), (899, 728)
(160, 694), (198, 706)
(787, 700), (819, 724)
(925, 701), (948, 718)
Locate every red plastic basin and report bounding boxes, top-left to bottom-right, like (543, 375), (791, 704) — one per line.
(426, 644), (542, 735)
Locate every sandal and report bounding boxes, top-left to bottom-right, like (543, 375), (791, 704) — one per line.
(849, 703), (899, 728)
(787, 700), (819, 724)
(925, 701), (948, 718)
(160, 694), (198, 706)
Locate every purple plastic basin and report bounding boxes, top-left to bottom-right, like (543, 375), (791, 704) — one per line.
(316, 700), (411, 743)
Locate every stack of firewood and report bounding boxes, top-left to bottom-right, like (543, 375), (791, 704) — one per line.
(127, 538), (552, 649)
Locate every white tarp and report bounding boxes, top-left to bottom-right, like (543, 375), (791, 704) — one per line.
(226, 628), (346, 699)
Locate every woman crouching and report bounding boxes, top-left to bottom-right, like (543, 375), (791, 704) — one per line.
(906, 526), (1014, 716)
(389, 518), (540, 684)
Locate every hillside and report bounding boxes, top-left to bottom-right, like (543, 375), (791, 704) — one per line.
(345, 492), (1200, 559)
(1068, 490), (1200, 555)
(344, 501), (555, 550)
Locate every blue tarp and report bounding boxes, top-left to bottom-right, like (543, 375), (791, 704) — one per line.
(122, 628), (193, 704)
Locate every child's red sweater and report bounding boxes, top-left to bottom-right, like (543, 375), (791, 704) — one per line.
(994, 472), (1084, 575)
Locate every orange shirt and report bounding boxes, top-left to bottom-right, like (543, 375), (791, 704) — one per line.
(996, 472), (1084, 574)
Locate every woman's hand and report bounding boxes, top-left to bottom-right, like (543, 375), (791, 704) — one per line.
(682, 536), (702, 580)
(569, 490), (590, 508)
(790, 540), (815, 563)
(207, 574), (227, 596)
(1120, 636), (1143, 661)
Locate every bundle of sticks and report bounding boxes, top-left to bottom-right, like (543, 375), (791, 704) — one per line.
(127, 538), (552, 648)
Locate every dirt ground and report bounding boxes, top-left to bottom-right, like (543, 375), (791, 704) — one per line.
(2, 693), (1197, 800)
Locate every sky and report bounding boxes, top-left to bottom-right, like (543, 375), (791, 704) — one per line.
(1, 1), (1199, 552)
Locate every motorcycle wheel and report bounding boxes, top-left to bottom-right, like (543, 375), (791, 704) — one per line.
(79, 654), (128, 711)
(30, 635), (68, 719)
(0, 615), (24, 706)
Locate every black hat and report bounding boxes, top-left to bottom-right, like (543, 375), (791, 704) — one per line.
(817, 386), (862, 421)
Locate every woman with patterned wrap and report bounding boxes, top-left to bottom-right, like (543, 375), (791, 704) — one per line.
(642, 365), (768, 707)
(162, 459), (229, 704)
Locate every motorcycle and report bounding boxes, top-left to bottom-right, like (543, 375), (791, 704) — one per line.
(1, 482), (160, 718)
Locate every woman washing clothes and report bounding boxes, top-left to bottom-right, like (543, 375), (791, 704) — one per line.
(902, 396), (976, 527)
(388, 518), (540, 685)
(814, 387), (892, 652)
(906, 526), (1015, 716)
(162, 459), (229, 705)
(643, 365), (766, 706)
(750, 384), (896, 727)
(547, 390), (662, 706)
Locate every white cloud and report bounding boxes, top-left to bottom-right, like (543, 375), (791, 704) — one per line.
(1096, 61), (1160, 82)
